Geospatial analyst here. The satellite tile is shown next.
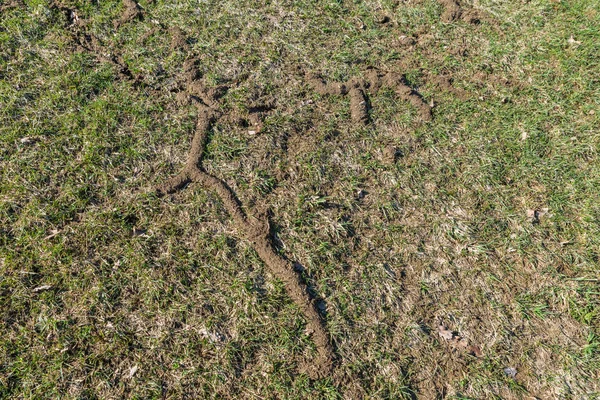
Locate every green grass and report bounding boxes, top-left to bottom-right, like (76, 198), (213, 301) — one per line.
(1, 0), (599, 398)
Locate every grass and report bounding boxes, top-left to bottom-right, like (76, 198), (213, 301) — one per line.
(1, 0), (599, 398)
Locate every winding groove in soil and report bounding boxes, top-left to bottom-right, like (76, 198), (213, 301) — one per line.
(307, 69), (432, 124)
(157, 65), (335, 379)
(49, 1), (334, 377)
(50, 0), (451, 380)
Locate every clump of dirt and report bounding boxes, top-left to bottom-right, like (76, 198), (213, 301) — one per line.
(439, 0), (480, 24)
(429, 74), (469, 100)
(170, 26), (189, 51)
(384, 145), (402, 164)
(307, 68), (432, 124)
(440, 0), (462, 23)
(397, 35), (416, 47)
(349, 88), (369, 124)
(114, 0), (143, 29)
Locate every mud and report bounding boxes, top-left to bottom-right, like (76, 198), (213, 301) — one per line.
(307, 69), (432, 124)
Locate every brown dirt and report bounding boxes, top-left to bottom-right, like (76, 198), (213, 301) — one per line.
(439, 0), (481, 24)
(170, 26), (189, 51)
(54, 15), (335, 377)
(440, 0), (462, 23)
(114, 0), (143, 29)
(307, 69), (433, 124)
(397, 35), (416, 48)
(429, 73), (470, 100)
(49, 0), (84, 27)
(348, 88), (369, 124)
(156, 61), (335, 379)
(52, 5), (152, 90)
(50, 0), (455, 380)
(73, 33), (145, 86)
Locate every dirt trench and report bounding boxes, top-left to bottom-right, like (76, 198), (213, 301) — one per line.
(156, 63), (335, 377)
(307, 69), (432, 124)
(47, 0), (464, 381)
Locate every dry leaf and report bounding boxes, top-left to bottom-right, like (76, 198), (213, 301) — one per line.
(32, 285), (52, 293)
(44, 229), (60, 240)
(129, 365), (138, 378)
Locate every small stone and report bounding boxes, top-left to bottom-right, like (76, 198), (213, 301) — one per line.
(504, 367), (517, 378)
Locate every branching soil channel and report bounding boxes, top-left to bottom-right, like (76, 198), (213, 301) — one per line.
(55, 0), (441, 379)
(156, 63), (335, 378)
(307, 68), (432, 124)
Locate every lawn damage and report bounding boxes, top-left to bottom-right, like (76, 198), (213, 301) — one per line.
(307, 68), (432, 124)
(2, 0), (599, 398)
(155, 63), (335, 377)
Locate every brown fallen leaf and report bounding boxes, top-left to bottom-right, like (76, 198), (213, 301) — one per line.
(32, 285), (52, 293)
(44, 229), (60, 240)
